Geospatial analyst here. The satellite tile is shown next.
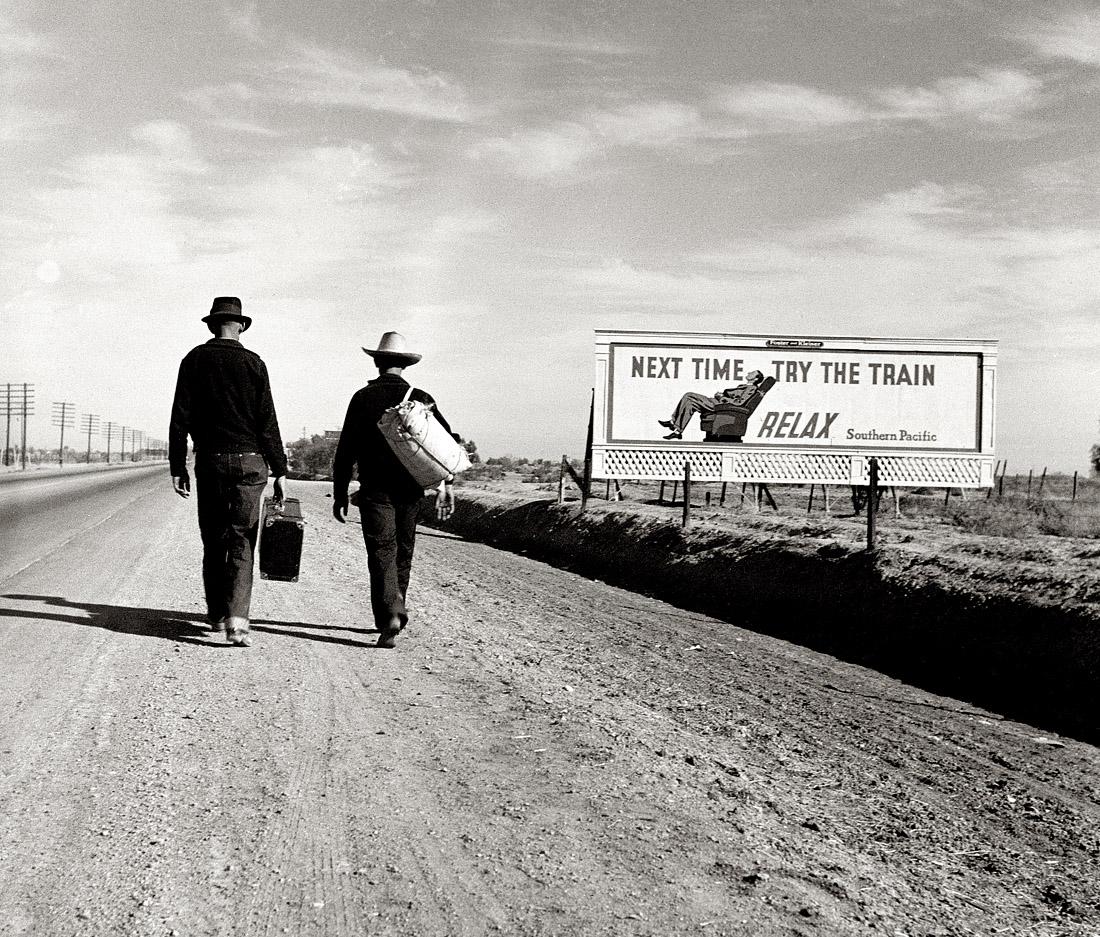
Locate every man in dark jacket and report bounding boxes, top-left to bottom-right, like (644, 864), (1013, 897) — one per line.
(169, 296), (287, 647)
(331, 331), (458, 649)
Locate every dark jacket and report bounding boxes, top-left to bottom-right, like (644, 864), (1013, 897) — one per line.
(332, 373), (457, 502)
(168, 338), (287, 477)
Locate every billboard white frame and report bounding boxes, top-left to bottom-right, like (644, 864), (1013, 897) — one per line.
(593, 330), (997, 489)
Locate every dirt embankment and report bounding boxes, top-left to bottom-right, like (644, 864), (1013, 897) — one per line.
(426, 488), (1100, 744)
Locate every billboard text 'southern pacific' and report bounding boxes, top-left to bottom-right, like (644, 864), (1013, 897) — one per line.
(608, 342), (984, 451)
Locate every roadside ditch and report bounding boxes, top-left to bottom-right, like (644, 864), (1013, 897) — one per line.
(423, 489), (1100, 744)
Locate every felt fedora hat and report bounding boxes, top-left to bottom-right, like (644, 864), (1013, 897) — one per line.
(362, 331), (422, 364)
(202, 296), (252, 331)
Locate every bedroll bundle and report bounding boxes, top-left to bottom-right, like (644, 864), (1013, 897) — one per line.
(377, 388), (472, 487)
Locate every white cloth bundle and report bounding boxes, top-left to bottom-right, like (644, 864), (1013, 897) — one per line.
(377, 387), (471, 487)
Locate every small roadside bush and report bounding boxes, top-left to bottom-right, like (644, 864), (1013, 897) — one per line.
(951, 502), (1039, 538)
(952, 500), (1100, 538)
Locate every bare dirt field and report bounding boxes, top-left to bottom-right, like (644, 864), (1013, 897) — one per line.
(1, 472), (1098, 936)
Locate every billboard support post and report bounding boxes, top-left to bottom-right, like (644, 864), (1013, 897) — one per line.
(867, 457), (879, 551)
(580, 389), (594, 513)
(681, 462), (692, 530)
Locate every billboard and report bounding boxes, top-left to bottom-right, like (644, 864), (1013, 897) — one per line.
(593, 331), (997, 487)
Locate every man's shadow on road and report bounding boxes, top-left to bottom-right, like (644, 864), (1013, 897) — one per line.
(1, 594), (383, 649)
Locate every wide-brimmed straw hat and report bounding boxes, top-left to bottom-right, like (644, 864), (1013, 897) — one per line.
(362, 331), (422, 365)
(201, 296), (252, 331)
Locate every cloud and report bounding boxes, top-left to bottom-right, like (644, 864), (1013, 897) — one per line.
(469, 100), (702, 178)
(1019, 10), (1100, 65)
(872, 68), (1042, 122)
(714, 82), (867, 129)
(182, 81), (259, 114)
(179, 82), (279, 137)
(130, 120), (209, 173)
(273, 42), (484, 122)
(713, 69), (1041, 133)
(225, 3), (262, 44)
(0, 15), (67, 143)
(0, 15), (62, 59)
(491, 33), (641, 56)
(0, 103), (61, 143)
(473, 67), (1043, 181)
(586, 101), (702, 146)
(468, 123), (595, 179)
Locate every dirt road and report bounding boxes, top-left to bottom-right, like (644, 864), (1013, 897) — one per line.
(0, 474), (1098, 936)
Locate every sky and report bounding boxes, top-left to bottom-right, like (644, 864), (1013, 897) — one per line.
(2, 0), (1099, 470)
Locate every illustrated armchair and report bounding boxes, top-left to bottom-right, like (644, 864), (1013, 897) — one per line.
(700, 376), (777, 441)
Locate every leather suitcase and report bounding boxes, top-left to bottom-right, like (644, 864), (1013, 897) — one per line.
(259, 497), (304, 582)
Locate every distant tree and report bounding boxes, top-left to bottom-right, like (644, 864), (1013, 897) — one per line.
(287, 434), (339, 477)
(460, 437), (480, 464)
(1091, 443), (1100, 477)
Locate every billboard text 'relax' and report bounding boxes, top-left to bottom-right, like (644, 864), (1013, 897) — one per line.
(608, 340), (985, 451)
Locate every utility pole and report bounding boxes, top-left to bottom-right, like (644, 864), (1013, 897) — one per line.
(81, 413), (100, 463)
(51, 402), (75, 466)
(11, 383), (36, 470)
(103, 421), (118, 463)
(133, 429), (144, 461)
(1, 383), (11, 466)
(120, 426), (128, 463)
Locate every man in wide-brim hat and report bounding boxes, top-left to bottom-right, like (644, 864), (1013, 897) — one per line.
(169, 296), (286, 647)
(332, 331), (461, 649)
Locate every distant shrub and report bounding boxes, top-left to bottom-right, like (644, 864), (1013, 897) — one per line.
(951, 502), (1039, 538)
(952, 500), (1100, 539)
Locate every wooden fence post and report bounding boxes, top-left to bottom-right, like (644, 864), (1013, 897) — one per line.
(658, 480), (666, 504)
(557, 455), (566, 504)
(807, 484), (816, 514)
(1037, 467), (1047, 497)
(1026, 469), (1033, 500)
(719, 482), (727, 507)
(987, 459), (1000, 499)
(1072, 471), (1079, 503)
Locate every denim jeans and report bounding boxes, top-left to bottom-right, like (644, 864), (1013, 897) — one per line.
(195, 452), (269, 620)
(358, 489), (419, 629)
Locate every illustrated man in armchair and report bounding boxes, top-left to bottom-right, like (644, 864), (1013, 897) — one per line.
(659, 369), (776, 441)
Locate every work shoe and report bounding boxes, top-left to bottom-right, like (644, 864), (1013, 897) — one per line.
(209, 617), (227, 633)
(377, 614), (401, 648)
(663, 431), (682, 440)
(658, 420), (675, 429)
(226, 617), (251, 647)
